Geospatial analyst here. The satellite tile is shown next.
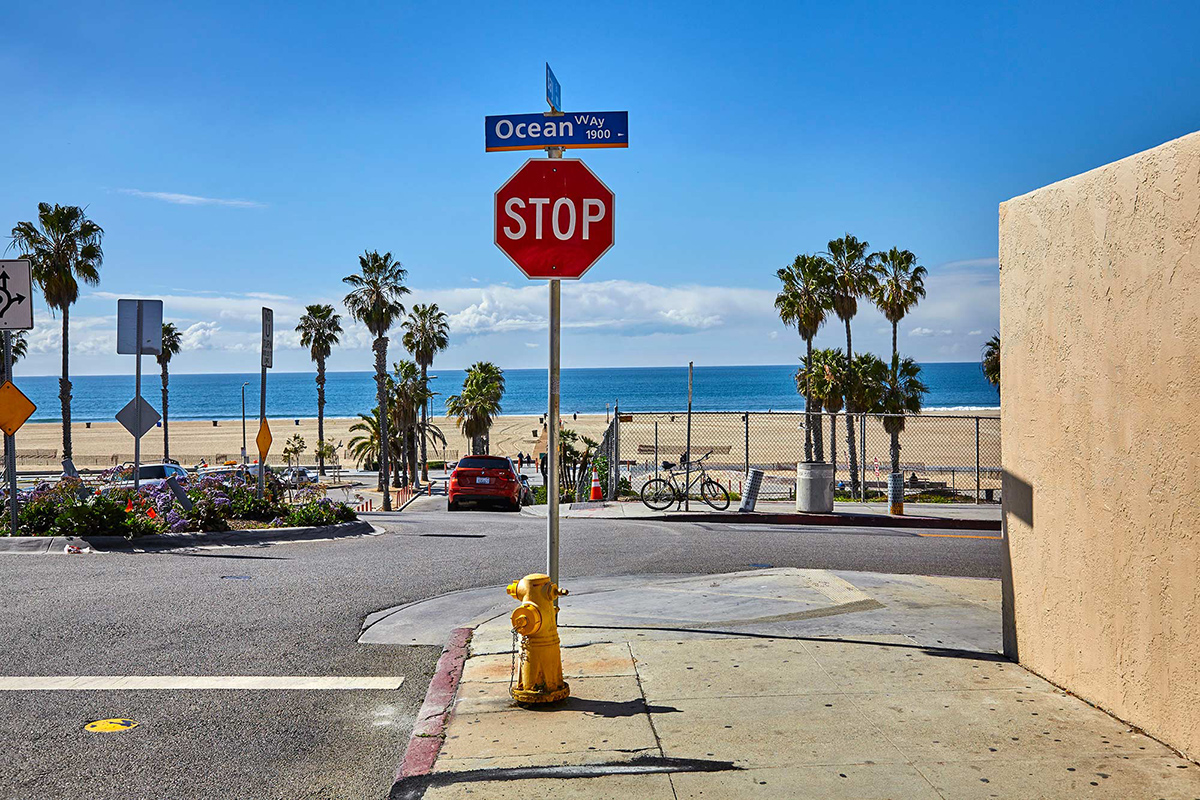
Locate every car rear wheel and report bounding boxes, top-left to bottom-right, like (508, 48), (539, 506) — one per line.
(447, 500), (459, 512)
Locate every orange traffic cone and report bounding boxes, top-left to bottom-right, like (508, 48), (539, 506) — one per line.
(589, 465), (603, 501)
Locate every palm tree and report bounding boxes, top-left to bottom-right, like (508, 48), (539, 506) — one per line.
(157, 323), (182, 462)
(296, 304), (343, 476)
(343, 250), (409, 510)
(879, 357), (928, 476)
(871, 247), (927, 375)
(982, 334), (1001, 392)
(0, 332), (28, 384)
(390, 359), (431, 487)
(795, 355), (822, 461)
(446, 362), (505, 455)
(812, 347), (846, 471)
(401, 303), (450, 484)
(348, 409), (382, 471)
(823, 234), (879, 497)
(871, 246), (927, 484)
(9, 204), (104, 459)
(776, 254), (831, 462)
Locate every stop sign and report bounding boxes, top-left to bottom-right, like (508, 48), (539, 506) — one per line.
(494, 159), (615, 280)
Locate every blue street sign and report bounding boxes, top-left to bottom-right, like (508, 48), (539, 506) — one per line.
(485, 111), (629, 152)
(546, 63), (561, 112)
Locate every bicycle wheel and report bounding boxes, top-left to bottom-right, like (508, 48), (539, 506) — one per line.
(701, 478), (731, 510)
(640, 478), (677, 511)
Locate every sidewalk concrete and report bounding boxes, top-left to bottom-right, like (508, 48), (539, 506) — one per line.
(390, 569), (1200, 799)
(522, 500), (1001, 530)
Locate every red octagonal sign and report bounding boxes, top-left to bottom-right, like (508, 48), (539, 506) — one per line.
(494, 158), (615, 280)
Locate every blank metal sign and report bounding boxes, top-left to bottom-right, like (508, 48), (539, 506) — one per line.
(116, 299), (163, 355)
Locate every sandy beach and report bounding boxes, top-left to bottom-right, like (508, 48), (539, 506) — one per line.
(12, 409), (1000, 490)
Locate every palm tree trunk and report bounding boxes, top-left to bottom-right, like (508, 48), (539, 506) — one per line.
(804, 337), (813, 462)
(891, 319), (901, 480)
(409, 427), (419, 487)
(891, 429), (901, 476)
(814, 409), (824, 462)
(830, 414), (838, 481)
(420, 364), (429, 482)
(316, 357), (326, 476)
(374, 336), (391, 510)
(60, 305), (72, 460)
(161, 361), (170, 461)
(891, 320), (899, 376)
(844, 317), (859, 498)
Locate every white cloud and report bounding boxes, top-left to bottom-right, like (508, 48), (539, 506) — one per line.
(118, 189), (265, 209)
(937, 257), (998, 269)
(524, 342), (539, 348)
(420, 280), (772, 338)
(968, 329), (984, 336)
(909, 327), (953, 338)
(180, 321), (222, 351)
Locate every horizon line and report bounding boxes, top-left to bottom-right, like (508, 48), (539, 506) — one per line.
(11, 360), (988, 379)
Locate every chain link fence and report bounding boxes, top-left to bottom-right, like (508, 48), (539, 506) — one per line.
(594, 410), (1001, 504)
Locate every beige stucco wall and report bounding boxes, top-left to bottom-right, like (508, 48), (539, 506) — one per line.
(998, 130), (1200, 759)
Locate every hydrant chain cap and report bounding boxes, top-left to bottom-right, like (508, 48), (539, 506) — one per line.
(511, 602), (542, 636)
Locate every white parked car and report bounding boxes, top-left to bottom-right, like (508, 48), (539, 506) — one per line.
(281, 467), (317, 488)
(103, 462), (189, 493)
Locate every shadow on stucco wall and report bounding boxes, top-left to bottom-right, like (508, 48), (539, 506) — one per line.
(1000, 469), (1032, 660)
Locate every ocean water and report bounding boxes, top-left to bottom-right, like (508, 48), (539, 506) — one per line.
(14, 363), (999, 423)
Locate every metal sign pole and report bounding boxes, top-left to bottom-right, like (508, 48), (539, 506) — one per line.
(258, 359), (267, 498)
(3, 332), (16, 535)
(545, 141), (564, 587)
(134, 301), (143, 492)
(547, 278), (561, 586)
(685, 361), (693, 511)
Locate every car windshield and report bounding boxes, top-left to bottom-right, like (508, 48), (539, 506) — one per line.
(457, 457), (511, 471)
(111, 465), (167, 481)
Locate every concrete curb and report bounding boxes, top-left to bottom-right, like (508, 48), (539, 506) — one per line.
(0, 519), (376, 553)
(659, 510), (1002, 531)
(395, 627), (473, 782)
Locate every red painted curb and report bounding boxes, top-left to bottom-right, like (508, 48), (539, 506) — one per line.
(396, 626), (473, 780)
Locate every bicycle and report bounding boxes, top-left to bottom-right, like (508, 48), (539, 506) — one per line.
(639, 450), (731, 511)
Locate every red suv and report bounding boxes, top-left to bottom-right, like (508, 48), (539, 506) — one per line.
(448, 455), (523, 512)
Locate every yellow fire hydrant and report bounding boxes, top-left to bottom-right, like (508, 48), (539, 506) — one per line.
(507, 573), (570, 704)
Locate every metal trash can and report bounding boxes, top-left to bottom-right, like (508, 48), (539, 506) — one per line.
(739, 469), (764, 513)
(796, 462), (834, 513)
(888, 472), (905, 516)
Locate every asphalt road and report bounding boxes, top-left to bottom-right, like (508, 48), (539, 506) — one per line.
(0, 501), (1000, 799)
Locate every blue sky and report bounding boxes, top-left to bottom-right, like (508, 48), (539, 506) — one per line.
(2, 1), (1197, 376)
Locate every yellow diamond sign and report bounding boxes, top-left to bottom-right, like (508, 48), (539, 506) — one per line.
(0, 381), (36, 437)
(256, 419), (273, 459)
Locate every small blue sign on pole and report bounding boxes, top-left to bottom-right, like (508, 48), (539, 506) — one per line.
(485, 111), (628, 152)
(546, 63), (561, 112)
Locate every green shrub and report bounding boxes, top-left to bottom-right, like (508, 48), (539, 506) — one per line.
(286, 499), (356, 527)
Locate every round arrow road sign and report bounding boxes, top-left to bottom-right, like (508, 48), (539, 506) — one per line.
(0, 260), (34, 331)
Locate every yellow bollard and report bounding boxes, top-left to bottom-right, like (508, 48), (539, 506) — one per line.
(507, 573), (570, 704)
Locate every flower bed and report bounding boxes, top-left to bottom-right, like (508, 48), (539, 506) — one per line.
(3, 471), (356, 538)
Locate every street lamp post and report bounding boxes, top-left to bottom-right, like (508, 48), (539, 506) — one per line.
(241, 381), (249, 464)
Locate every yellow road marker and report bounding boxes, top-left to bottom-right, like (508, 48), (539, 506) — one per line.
(256, 418), (273, 459)
(0, 380), (36, 437)
(85, 718), (139, 733)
